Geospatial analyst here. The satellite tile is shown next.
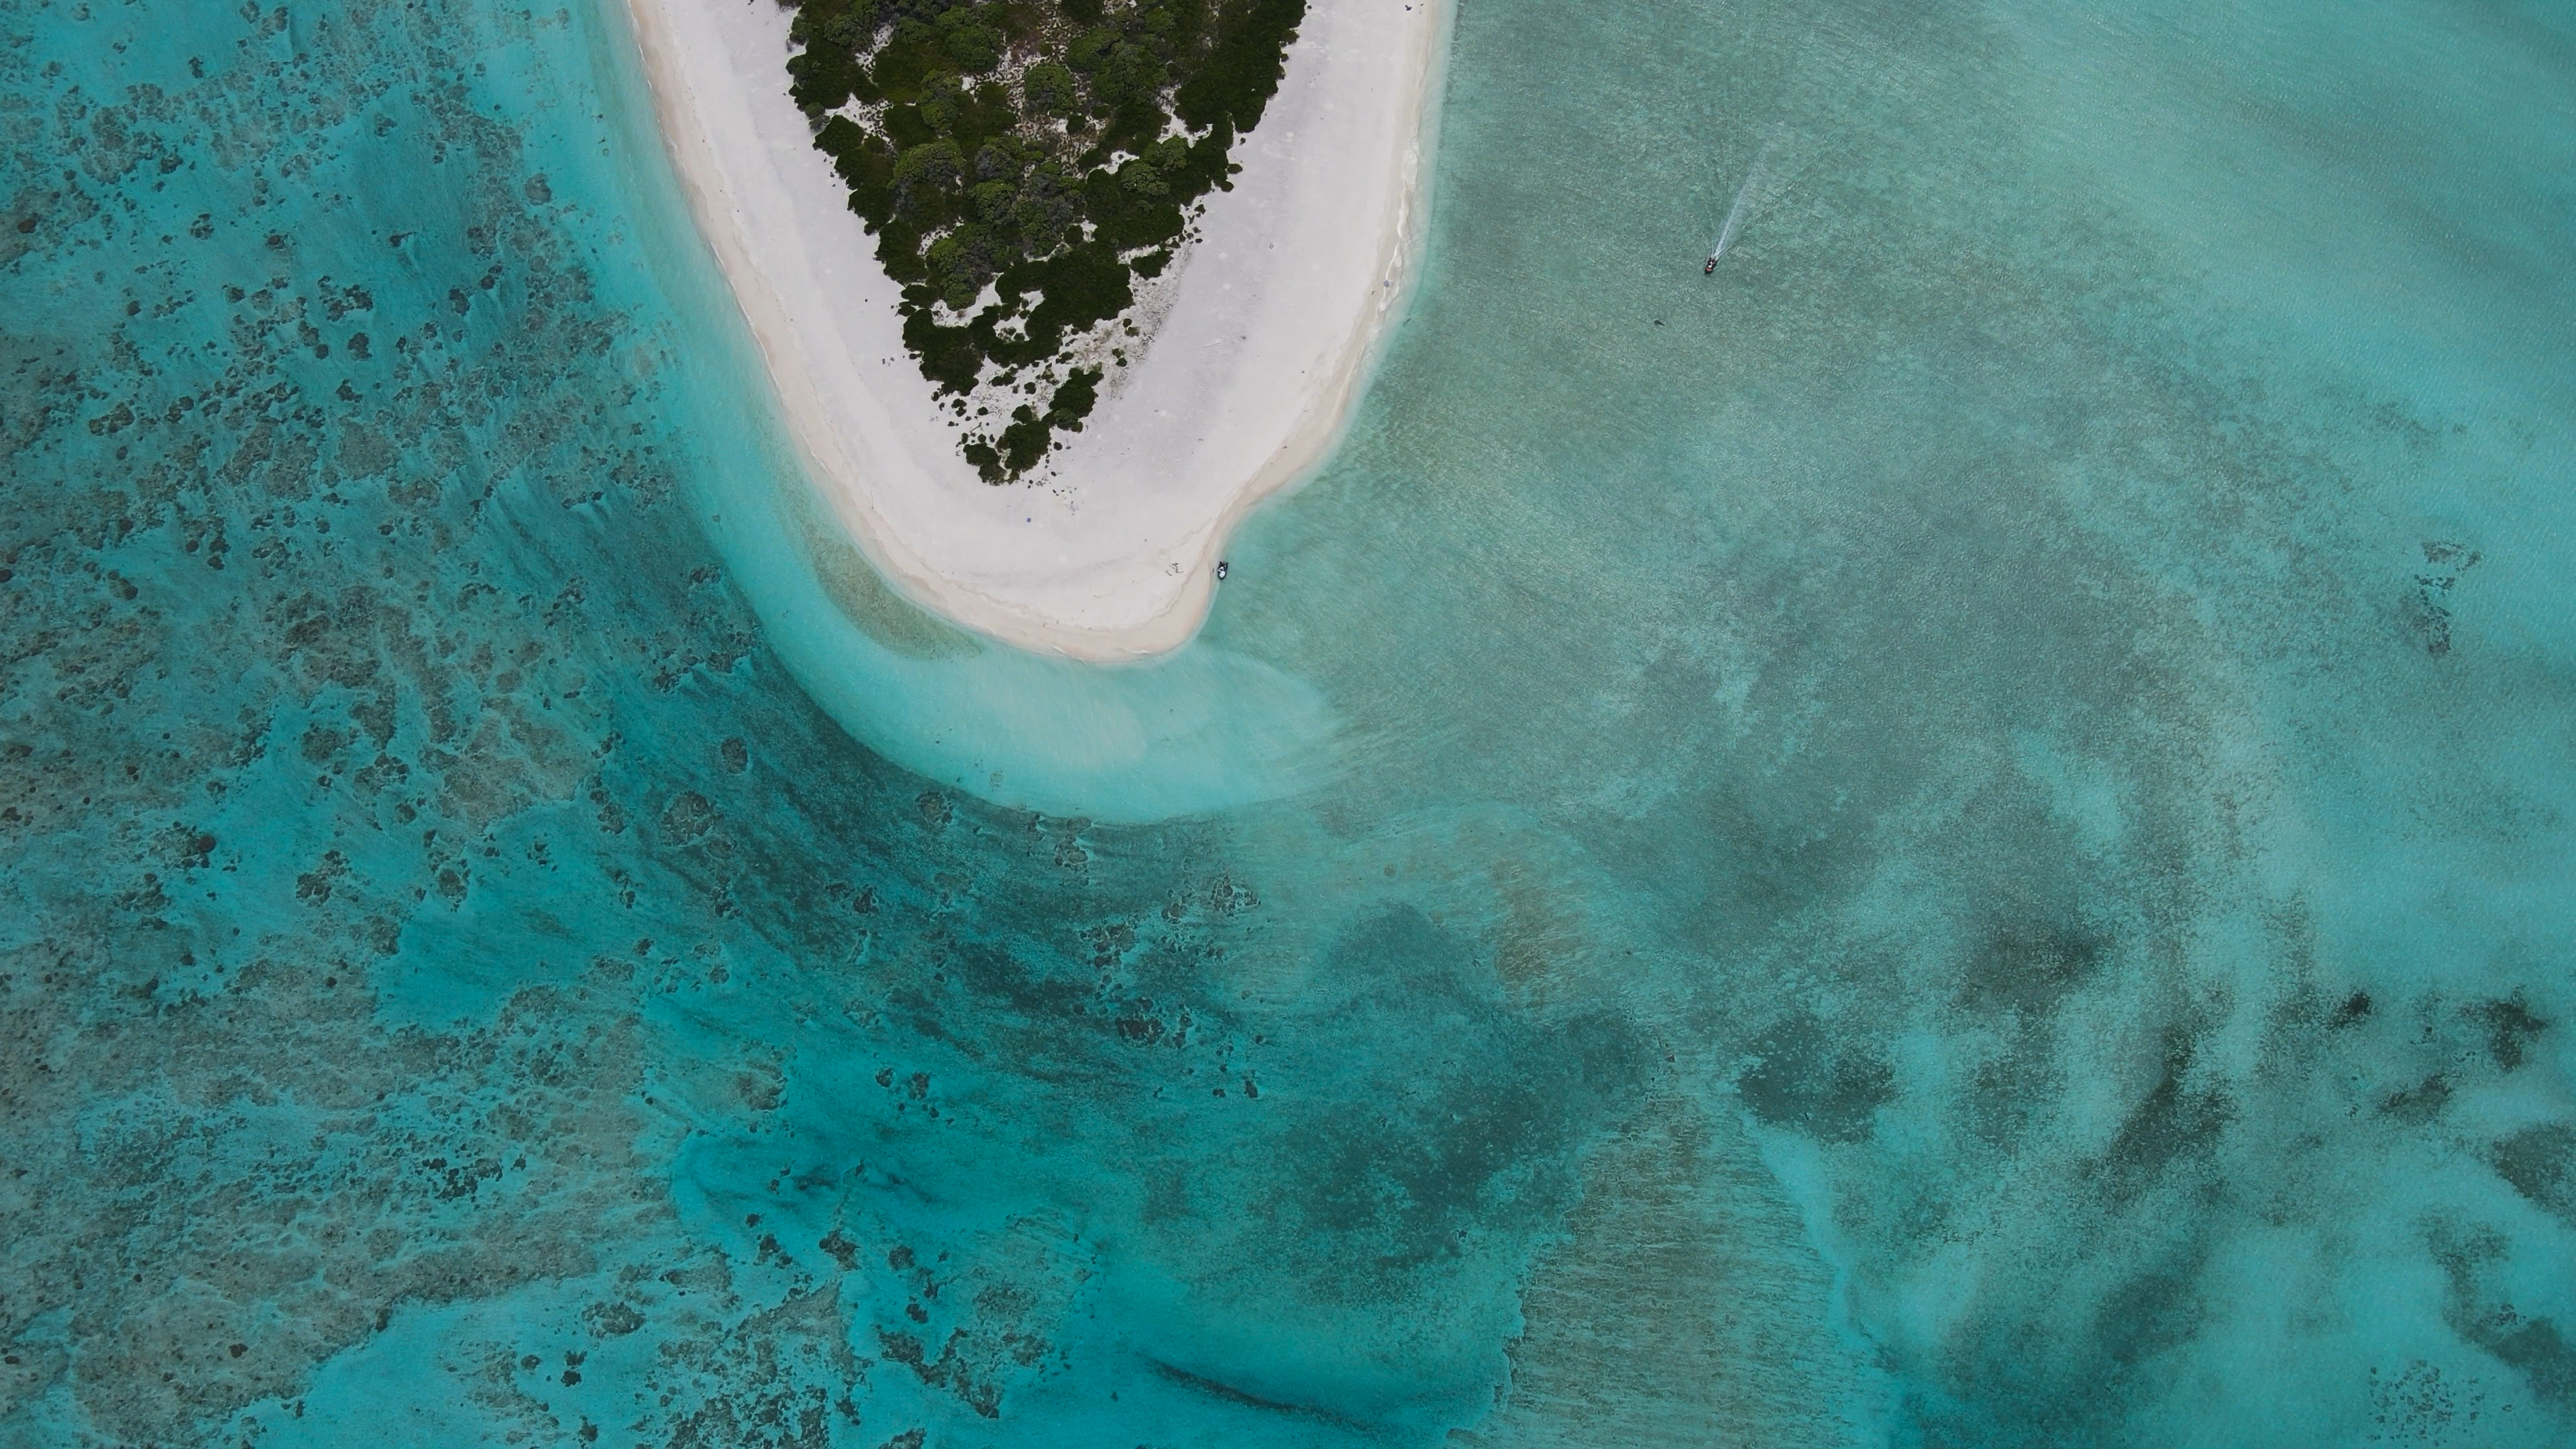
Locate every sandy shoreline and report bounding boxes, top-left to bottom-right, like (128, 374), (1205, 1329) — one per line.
(618, 0), (1448, 659)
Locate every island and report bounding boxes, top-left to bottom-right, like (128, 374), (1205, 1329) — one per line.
(622, 0), (1446, 657)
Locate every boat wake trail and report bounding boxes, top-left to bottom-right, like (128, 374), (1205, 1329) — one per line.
(1705, 139), (1778, 272)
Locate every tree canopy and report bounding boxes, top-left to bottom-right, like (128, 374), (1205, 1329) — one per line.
(777, 0), (1305, 481)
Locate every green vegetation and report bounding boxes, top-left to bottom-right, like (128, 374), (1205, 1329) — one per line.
(776, 0), (1307, 481)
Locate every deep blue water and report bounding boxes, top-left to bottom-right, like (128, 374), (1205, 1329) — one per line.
(3, 0), (2572, 1444)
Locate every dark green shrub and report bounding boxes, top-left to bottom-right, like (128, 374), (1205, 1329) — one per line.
(1173, 0), (1301, 133)
(903, 309), (984, 393)
(1048, 367), (1102, 429)
(787, 46), (865, 113)
(971, 179), (1018, 225)
(1066, 26), (1118, 72)
(868, 21), (945, 102)
(892, 138), (964, 190)
(998, 411), (1052, 472)
(874, 221), (927, 281)
(957, 85), (1021, 151)
(938, 11), (1004, 72)
(881, 105), (936, 151)
(1020, 61), (1077, 115)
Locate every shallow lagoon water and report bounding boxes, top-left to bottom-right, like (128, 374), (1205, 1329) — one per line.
(3, 0), (2571, 1445)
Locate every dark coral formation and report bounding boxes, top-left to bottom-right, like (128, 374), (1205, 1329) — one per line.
(775, 0), (1305, 478)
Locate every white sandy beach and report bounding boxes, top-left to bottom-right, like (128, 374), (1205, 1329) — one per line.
(620, 0), (1448, 659)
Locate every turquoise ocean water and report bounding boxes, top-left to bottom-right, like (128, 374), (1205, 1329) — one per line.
(4, 0), (2572, 1443)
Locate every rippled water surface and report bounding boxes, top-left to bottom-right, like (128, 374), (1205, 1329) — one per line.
(5, 0), (2572, 1444)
